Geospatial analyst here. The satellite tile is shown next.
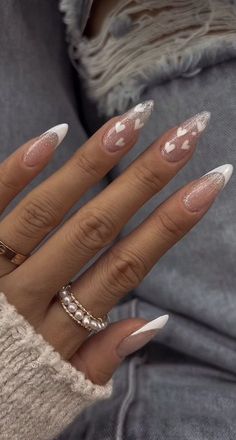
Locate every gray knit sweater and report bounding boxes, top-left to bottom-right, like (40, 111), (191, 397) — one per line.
(0, 292), (112, 440)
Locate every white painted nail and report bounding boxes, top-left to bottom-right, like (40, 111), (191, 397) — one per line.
(23, 123), (69, 166)
(204, 163), (234, 188)
(44, 123), (69, 148)
(130, 314), (169, 336)
(116, 314), (169, 358)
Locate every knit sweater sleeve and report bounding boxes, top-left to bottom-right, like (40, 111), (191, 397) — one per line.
(0, 292), (113, 440)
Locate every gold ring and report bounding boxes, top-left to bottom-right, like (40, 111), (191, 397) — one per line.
(0, 240), (29, 265)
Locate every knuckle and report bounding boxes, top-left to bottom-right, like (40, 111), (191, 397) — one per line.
(105, 247), (147, 294)
(69, 209), (116, 255)
(134, 162), (164, 193)
(0, 168), (19, 194)
(73, 151), (100, 179)
(19, 196), (60, 236)
(157, 210), (185, 242)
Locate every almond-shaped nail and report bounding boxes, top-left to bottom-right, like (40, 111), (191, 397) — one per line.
(23, 123), (68, 166)
(102, 100), (154, 153)
(161, 111), (211, 162)
(117, 314), (169, 358)
(183, 164), (233, 212)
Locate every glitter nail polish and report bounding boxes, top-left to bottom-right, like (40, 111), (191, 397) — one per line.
(102, 100), (154, 153)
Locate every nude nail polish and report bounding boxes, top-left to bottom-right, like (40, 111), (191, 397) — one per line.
(23, 123), (68, 166)
(117, 314), (169, 358)
(183, 164), (233, 212)
(161, 111), (211, 162)
(102, 100), (154, 153)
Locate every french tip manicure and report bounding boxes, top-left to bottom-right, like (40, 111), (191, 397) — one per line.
(47, 123), (69, 147)
(130, 314), (169, 336)
(116, 314), (169, 358)
(205, 163), (234, 187)
(183, 162), (233, 212)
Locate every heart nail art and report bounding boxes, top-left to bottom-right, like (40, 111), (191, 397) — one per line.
(161, 111), (210, 162)
(177, 127), (187, 137)
(164, 141), (176, 153)
(102, 100), (154, 153)
(115, 122), (125, 133)
(115, 138), (125, 147)
(134, 118), (144, 130)
(181, 140), (191, 150)
(196, 120), (206, 132)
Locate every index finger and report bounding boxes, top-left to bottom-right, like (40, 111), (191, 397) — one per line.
(0, 124), (68, 214)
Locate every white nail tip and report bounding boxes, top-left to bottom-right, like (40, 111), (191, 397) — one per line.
(134, 100), (154, 112)
(130, 314), (169, 336)
(205, 163), (234, 187)
(45, 123), (69, 147)
(181, 140), (191, 150)
(177, 127), (187, 137)
(197, 110), (211, 123)
(189, 110), (211, 132)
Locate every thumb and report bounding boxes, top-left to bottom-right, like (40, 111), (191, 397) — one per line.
(70, 314), (169, 385)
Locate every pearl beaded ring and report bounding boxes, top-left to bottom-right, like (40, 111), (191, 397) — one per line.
(58, 283), (109, 333)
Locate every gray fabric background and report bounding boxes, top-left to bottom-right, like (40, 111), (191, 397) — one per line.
(0, 0), (107, 218)
(0, 1), (236, 439)
(62, 61), (236, 439)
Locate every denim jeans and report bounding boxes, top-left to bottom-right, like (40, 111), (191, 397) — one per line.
(58, 59), (236, 439)
(1, 1), (236, 439)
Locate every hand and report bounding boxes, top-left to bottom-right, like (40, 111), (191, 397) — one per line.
(0, 101), (232, 385)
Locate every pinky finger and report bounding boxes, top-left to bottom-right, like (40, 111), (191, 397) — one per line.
(0, 123), (68, 214)
(70, 314), (169, 385)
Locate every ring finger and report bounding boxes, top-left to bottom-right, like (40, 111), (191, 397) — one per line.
(0, 123), (68, 274)
(40, 163), (233, 357)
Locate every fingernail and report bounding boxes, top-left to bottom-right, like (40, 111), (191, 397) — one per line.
(102, 100), (154, 153)
(23, 123), (68, 166)
(117, 314), (169, 358)
(183, 163), (233, 212)
(161, 111), (211, 162)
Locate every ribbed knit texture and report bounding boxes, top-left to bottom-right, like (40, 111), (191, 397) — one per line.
(0, 292), (113, 440)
